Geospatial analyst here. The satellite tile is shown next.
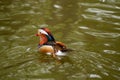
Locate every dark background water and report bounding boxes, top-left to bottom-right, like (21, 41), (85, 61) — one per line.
(0, 0), (120, 80)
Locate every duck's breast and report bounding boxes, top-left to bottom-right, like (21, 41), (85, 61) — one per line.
(39, 45), (67, 56)
(39, 45), (54, 54)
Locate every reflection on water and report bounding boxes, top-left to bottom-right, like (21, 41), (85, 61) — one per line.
(0, 0), (120, 80)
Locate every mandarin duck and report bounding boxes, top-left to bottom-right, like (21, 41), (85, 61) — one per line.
(36, 28), (69, 58)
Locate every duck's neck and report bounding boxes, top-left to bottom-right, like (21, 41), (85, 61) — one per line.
(39, 35), (47, 45)
(39, 34), (55, 46)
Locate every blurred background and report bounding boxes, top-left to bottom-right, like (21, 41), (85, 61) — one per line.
(0, 0), (120, 80)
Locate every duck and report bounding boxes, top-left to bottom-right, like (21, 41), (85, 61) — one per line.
(36, 28), (70, 58)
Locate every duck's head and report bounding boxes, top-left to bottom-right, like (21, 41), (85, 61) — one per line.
(36, 28), (55, 45)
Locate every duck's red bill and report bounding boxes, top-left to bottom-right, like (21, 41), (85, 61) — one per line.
(35, 34), (39, 36)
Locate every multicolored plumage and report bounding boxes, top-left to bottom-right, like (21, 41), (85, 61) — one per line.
(36, 28), (69, 58)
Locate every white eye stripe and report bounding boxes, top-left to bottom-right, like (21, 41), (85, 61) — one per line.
(38, 29), (48, 35)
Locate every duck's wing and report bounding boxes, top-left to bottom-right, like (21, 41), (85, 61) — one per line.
(55, 41), (73, 52)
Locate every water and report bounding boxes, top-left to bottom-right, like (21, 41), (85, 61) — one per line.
(0, 0), (120, 80)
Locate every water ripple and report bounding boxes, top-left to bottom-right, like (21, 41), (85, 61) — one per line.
(85, 32), (120, 38)
(103, 50), (120, 54)
(80, 3), (120, 9)
(86, 8), (115, 14)
(85, 8), (120, 20)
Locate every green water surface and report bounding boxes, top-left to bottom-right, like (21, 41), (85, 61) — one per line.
(0, 0), (120, 80)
